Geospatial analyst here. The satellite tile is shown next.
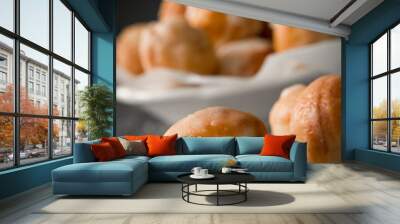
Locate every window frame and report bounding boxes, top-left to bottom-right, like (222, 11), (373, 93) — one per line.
(370, 21), (400, 154)
(0, 0), (92, 171)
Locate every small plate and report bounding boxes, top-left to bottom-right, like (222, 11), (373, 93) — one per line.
(190, 174), (215, 179)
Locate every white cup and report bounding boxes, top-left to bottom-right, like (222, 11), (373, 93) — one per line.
(221, 167), (232, 174)
(200, 169), (208, 176)
(191, 167), (202, 176)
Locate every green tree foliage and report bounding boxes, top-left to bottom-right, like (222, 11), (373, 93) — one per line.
(79, 84), (113, 140)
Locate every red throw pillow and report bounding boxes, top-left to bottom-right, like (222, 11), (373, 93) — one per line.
(91, 142), (117, 161)
(101, 137), (127, 158)
(146, 134), (178, 157)
(260, 134), (296, 159)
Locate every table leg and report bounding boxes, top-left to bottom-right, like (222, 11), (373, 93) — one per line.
(187, 184), (190, 202)
(217, 184), (219, 206)
(245, 183), (247, 201)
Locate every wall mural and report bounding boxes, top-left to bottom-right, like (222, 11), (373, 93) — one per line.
(116, 1), (342, 163)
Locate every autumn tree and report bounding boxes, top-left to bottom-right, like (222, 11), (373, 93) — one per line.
(372, 99), (400, 143)
(0, 85), (59, 152)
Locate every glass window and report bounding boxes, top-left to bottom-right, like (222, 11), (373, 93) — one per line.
(41, 85), (46, 96)
(372, 121), (388, 151)
(53, 0), (72, 60)
(20, 0), (49, 49)
(0, 116), (14, 169)
(28, 81), (33, 93)
(53, 59), (72, 117)
(19, 117), (49, 165)
(391, 24), (400, 70)
(372, 33), (387, 76)
(74, 69), (89, 118)
(28, 67), (34, 79)
(53, 119), (72, 157)
(371, 24), (400, 154)
(0, 1), (91, 170)
(372, 77), (387, 119)
(20, 44), (49, 115)
(0, 54), (7, 67)
(391, 72), (400, 118)
(0, 34), (13, 113)
(74, 18), (89, 70)
(0, 0), (14, 31)
(391, 120), (400, 153)
(75, 120), (88, 143)
(36, 84), (40, 95)
(0, 71), (7, 84)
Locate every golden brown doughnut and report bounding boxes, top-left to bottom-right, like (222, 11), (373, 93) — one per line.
(269, 84), (306, 134)
(116, 23), (149, 75)
(269, 75), (341, 163)
(185, 7), (264, 46)
(158, 1), (186, 21)
(271, 24), (334, 52)
(216, 38), (273, 76)
(165, 106), (267, 137)
(139, 18), (218, 75)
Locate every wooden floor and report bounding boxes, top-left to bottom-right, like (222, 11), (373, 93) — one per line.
(1, 162), (400, 224)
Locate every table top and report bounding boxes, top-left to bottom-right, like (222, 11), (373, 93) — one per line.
(177, 172), (255, 185)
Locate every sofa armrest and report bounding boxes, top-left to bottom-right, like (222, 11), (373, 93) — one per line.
(73, 140), (100, 163)
(289, 142), (307, 181)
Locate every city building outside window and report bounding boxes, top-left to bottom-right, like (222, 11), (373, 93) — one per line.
(370, 22), (400, 154)
(0, 0), (91, 170)
(28, 81), (34, 94)
(0, 71), (6, 86)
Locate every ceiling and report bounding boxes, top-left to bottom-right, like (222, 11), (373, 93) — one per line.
(171, 0), (383, 38)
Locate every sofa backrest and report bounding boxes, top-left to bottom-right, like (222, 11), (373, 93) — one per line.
(176, 137), (236, 155)
(73, 139), (100, 163)
(235, 137), (264, 155)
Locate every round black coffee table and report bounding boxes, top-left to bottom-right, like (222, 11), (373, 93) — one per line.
(177, 173), (255, 206)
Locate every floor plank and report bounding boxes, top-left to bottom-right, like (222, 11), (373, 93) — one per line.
(1, 162), (400, 224)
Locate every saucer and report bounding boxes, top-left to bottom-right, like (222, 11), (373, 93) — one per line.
(190, 174), (215, 179)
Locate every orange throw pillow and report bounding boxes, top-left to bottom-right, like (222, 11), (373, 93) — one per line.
(91, 142), (117, 161)
(101, 137), (127, 158)
(260, 134), (296, 159)
(146, 134), (178, 157)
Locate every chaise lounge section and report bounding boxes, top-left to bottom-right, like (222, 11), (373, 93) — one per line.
(52, 137), (307, 196)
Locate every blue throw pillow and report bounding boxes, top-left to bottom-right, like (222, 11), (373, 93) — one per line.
(235, 137), (264, 155)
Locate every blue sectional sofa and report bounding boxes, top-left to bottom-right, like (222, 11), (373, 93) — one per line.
(52, 137), (307, 196)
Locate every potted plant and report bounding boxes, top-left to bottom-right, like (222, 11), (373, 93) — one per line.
(79, 84), (113, 140)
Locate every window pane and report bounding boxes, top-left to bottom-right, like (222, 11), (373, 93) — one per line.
(391, 24), (400, 70)
(74, 69), (89, 118)
(20, 117), (49, 165)
(0, 34), (14, 112)
(53, 59), (72, 117)
(391, 72), (400, 118)
(74, 17), (89, 69)
(372, 77), (387, 119)
(75, 120), (88, 143)
(53, 119), (72, 157)
(372, 121), (388, 151)
(391, 120), (400, 153)
(20, 0), (49, 48)
(372, 33), (387, 76)
(0, 116), (13, 170)
(0, 0), (14, 31)
(20, 44), (49, 115)
(53, 0), (72, 60)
